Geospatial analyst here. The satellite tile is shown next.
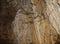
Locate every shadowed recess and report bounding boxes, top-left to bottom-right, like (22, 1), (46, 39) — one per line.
(0, 0), (18, 44)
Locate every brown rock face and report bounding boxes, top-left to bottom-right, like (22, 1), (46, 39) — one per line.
(0, 0), (17, 24)
(0, 0), (17, 44)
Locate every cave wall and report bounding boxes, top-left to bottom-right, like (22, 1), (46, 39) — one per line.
(0, 0), (17, 44)
(0, 0), (60, 44)
(31, 0), (60, 44)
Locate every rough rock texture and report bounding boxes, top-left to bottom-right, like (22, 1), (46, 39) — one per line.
(13, 0), (35, 44)
(0, 0), (60, 44)
(31, 0), (60, 44)
(46, 0), (60, 35)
